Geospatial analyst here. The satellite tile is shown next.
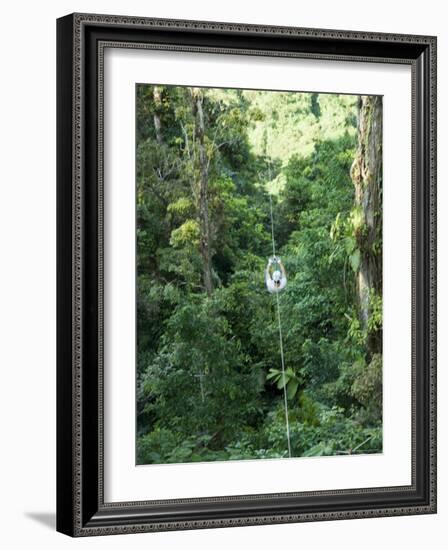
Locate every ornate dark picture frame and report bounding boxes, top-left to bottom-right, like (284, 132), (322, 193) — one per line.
(57, 13), (437, 537)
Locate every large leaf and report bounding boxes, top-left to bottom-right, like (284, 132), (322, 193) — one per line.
(349, 248), (361, 272)
(286, 379), (299, 400)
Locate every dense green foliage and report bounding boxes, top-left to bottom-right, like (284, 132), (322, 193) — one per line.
(136, 86), (382, 464)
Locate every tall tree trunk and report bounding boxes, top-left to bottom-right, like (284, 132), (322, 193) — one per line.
(191, 88), (213, 297)
(350, 96), (382, 356)
(153, 86), (163, 144)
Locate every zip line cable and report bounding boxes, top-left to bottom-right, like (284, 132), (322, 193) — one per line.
(267, 161), (292, 459)
(269, 193), (276, 258)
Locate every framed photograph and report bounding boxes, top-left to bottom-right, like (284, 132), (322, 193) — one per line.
(57, 13), (437, 536)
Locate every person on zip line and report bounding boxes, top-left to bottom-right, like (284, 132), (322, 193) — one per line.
(265, 256), (287, 293)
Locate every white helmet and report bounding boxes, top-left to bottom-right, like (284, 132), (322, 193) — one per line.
(272, 270), (282, 283)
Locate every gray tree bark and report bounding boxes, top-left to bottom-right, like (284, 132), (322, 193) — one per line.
(153, 86), (163, 144)
(350, 95), (383, 355)
(191, 88), (213, 297)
